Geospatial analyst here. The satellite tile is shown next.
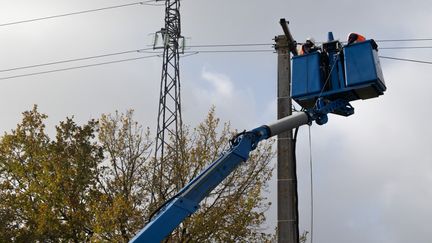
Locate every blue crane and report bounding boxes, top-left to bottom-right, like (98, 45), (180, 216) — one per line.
(131, 35), (386, 242)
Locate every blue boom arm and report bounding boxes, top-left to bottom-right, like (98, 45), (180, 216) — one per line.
(131, 99), (353, 243)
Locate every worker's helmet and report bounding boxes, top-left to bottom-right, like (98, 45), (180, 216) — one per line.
(347, 32), (358, 44)
(306, 37), (316, 46)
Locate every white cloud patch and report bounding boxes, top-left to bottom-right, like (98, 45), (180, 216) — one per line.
(182, 68), (259, 130)
(201, 69), (234, 98)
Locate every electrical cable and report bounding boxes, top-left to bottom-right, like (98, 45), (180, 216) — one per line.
(187, 46), (432, 53)
(0, 49), (274, 81)
(147, 195), (177, 223)
(4, 46), (430, 75)
(187, 43), (272, 48)
(292, 125), (301, 243)
(375, 38), (432, 42)
(1, 46), (431, 81)
(192, 45), (432, 50)
(185, 50), (273, 53)
(0, 54), (160, 81)
(380, 46), (432, 49)
(0, 48), (154, 73)
(180, 51), (199, 58)
(314, 53), (339, 109)
(187, 40), (432, 48)
(187, 45), (432, 50)
(308, 125), (314, 243)
(1, 43), (431, 74)
(379, 56), (432, 65)
(0, 1), (160, 28)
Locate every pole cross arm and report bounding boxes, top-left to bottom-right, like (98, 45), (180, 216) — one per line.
(279, 18), (298, 56)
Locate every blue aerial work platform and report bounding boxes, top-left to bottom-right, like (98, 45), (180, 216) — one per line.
(129, 31), (387, 242)
(291, 38), (386, 111)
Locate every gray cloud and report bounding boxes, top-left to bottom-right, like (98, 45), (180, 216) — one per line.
(0, 0), (431, 242)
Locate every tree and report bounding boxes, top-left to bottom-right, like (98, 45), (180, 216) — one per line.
(91, 110), (153, 242)
(0, 106), (103, 242)
(0, 107), (275, 242)
(166, 108), (275, 242)
(92, 108), (275, 242)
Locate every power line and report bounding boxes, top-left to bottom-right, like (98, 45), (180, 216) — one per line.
(306, 38), (432, 45)
(0, 46), (274, 73)
(0, 49), (274, 81)
(1, 48), (275, 75)
(186, 49), (274, 53)
(186, 45), (432, 51)
(180, 52), (199, 58)
(375, 38), (432, 42)
(380, 46), (432, 50)
(0, 54), (160, 81)
(379, 56), (432, 65)
(0, 1), (160, 28)
(184, 40), (432, 48)
(187, 43), (272, 48)
(1, 47), (431, 81)
(0, 42), (430, 73)
(308, 126), (314, 243)
(187, 50), (432, 65)
(190, 43), (432, 50)
(341, 38), (432, 43)
(0, 48), (153, 73)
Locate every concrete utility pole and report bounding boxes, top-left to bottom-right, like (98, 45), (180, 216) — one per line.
(275, 19), (299, 243)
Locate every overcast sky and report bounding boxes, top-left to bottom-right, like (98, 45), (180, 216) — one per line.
(1, 1), (431, 242)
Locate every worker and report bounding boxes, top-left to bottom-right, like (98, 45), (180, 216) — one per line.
(299, 37), (319, 55)
(347, 32), (366, 45)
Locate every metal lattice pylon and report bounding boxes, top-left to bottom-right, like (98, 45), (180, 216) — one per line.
(153, 0), (183, 199)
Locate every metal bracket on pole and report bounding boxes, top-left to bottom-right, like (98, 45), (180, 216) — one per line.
(279, 18), (298, 56)
(308, 98), (355, 125)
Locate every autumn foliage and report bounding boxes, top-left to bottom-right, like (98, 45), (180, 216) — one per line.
(0, 106), (274, 242)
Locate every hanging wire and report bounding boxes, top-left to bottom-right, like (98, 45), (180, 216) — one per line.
(292, 127), (301, 243)
(375, 38), (432, 42)
(0, 1), (161, 28)
(0, 48), (154, 73)
(380, 46), (432, 49)
(179, 52), (199, 58)
(0, 44), (431, 81)
(308, 125), (314, 243)
(379, 56), (432, 65)
(185, 50), (273, 53)
(0, 54), (160, 80)
(313, 53), (340, 109)
(186, 43), (272, 48)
